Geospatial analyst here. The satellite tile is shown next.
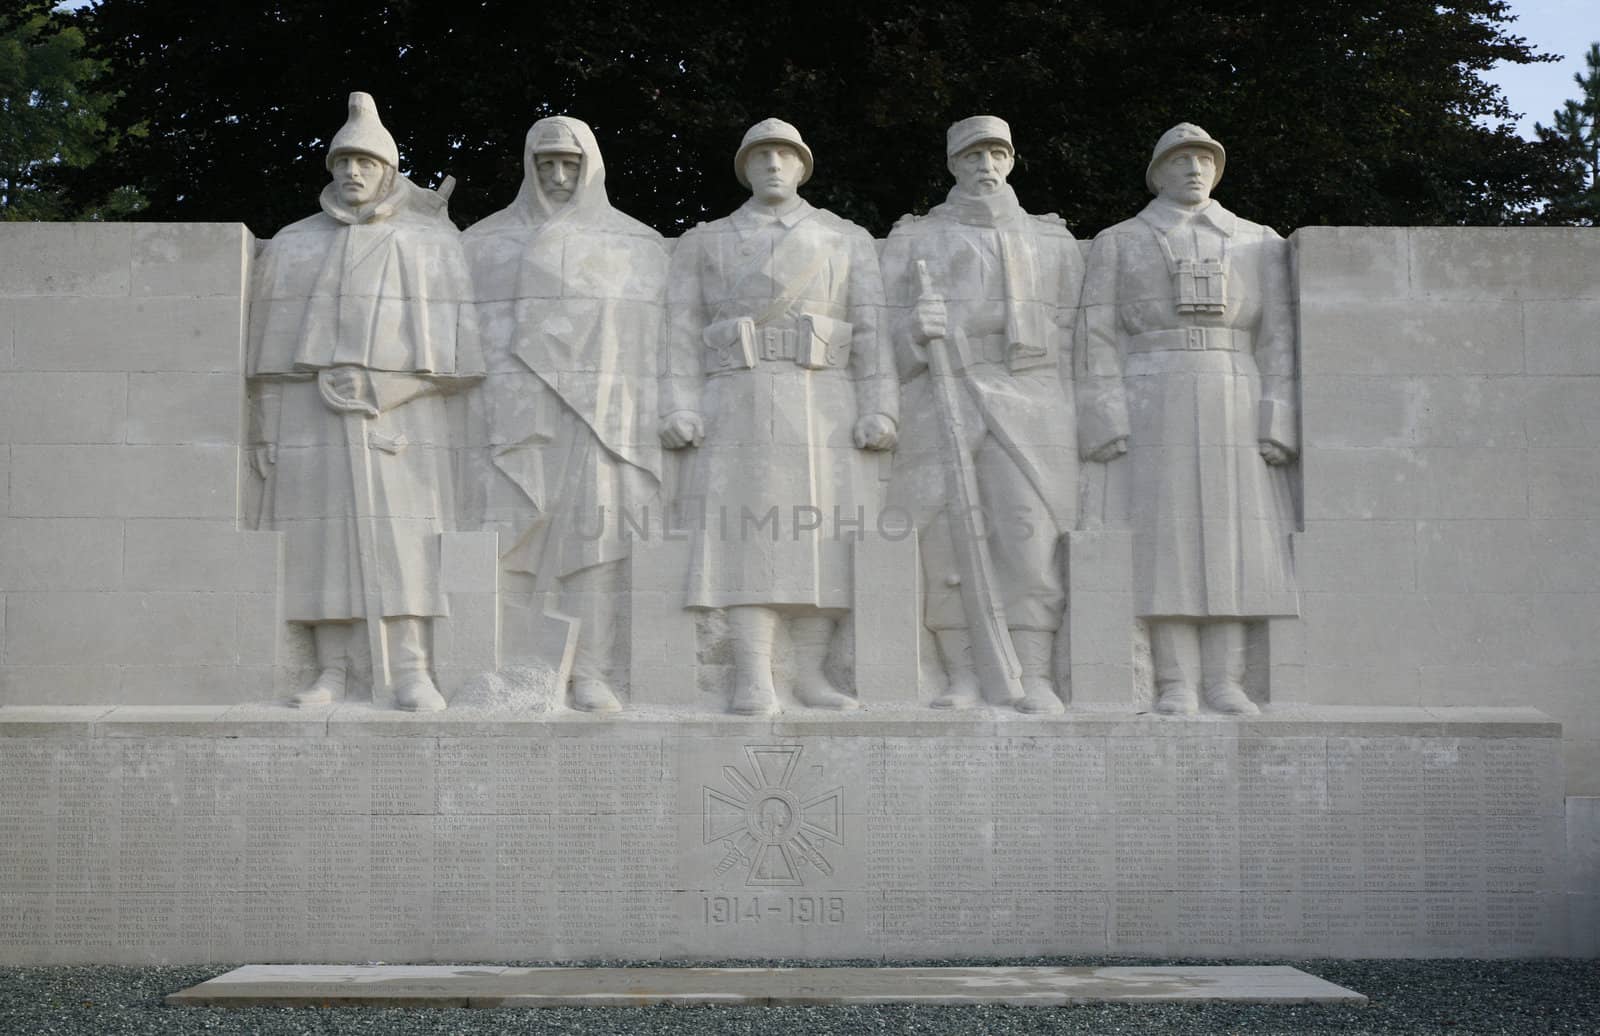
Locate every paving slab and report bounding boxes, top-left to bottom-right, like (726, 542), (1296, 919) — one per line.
(166, 964), (1367, 1008)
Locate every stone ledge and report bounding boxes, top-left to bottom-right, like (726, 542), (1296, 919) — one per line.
(0, 703), (1562, 739)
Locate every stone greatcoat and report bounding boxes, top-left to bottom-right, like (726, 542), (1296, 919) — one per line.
(1079, 197), (1299, 619)
(249, 175), (483, 622)
(662, 199), (897, 610)
(880, 186), (1097, 632)
(463, 117), (668, 583)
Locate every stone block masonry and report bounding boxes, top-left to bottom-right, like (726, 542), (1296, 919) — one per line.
(0, 707), (1567, 963)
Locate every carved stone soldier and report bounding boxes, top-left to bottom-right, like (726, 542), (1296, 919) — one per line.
(880, 116), (1098, 713)
(463, 117), (669, 712)
(248, 92), (483, 711)
(660, 118), (898, 715)
(1078, 123), (1299, 715)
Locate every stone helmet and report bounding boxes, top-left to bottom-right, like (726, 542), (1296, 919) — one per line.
(734, 117), (814, 188)
(529, 119), (585, 156)
(326, 91), (399, 171)
(1145, 122), (1225, 195)
(946, 115), (1014, 160)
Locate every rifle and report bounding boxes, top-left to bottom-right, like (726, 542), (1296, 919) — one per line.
(915, 260), (1024, 704)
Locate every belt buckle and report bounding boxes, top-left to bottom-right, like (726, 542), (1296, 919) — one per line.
(1185, 328), (1206, 351)
(761, 327), (781, 361)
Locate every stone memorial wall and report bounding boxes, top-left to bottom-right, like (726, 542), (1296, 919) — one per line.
(0, 98), (1596, 960)
(0, 711), (1572, 962)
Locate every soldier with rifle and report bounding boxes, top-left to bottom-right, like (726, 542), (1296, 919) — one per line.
(882, 116), (1120, 713)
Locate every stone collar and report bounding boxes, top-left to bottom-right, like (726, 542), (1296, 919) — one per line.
(732, 197), (814, 233)
(1140, 197), (1237, 237)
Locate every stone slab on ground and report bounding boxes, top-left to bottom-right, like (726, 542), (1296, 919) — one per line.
(165, 964), (1367, 1007)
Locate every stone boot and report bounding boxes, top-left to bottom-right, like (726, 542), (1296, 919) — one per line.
(1011, 630), (1064, 714)
(290, 666), (344, 708)
(727, 606), (780, 716)
(789, 616), (857, 711)
(932, 629), (981, 709)
(1151, 620), (1200, 716)
(1155, 683), (1199, 715)
(566, 561), (622, 714)
(571, 678), (621, 713)
(291, 622), (349, 707)
(393, 671), (447, 712)
(1201, 621), (1258, 715)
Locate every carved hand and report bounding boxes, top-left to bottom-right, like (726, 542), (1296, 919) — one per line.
(249, 444), (277, 479)
(660, 410), (705, 449)
(853, 414), (898, 451)
(912, 294), (948, 345)
(1259, 440), (1293, 466)
(1086, 436), (1129, 463)
(320, 367), (376, 413)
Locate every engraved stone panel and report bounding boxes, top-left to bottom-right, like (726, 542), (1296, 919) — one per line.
(492, 739), (558, 815)
(1329, 738), (1424, 815)
(0, 714), (1574, 962)
(1239, 738), (1328, 814)
(0, 742), (54, 894)
(1109, 738), (1177, 813)
(54, 742), (120, 894)
(369, 815), (433, 955)
(369, 741), (436, 816)
(48, 894), (116, 964)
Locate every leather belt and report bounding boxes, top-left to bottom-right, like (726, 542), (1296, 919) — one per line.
(756, 326), (799, 362)
(1126, 327), (1247, 354)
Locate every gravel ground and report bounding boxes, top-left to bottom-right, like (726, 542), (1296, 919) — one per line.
(2, 958), (1597, 1035)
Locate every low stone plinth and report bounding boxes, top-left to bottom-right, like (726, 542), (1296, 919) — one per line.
(0, 705), (1570, 962)
(165, 963), (1368, 1007)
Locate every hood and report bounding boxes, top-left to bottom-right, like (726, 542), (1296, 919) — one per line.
(472, 116), (610, 233)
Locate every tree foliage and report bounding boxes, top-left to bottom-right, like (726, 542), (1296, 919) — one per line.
(0, 0), (136, 219)
(1535, 42), (1600, 225)
(67, 0), (1570, 237)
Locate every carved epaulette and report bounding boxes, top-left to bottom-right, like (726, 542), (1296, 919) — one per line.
(892, 213), (922, 228)
(1033, 212), (1068, 228)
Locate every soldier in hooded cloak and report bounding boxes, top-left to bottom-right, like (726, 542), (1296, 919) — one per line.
(463, 116), (668, 712)
(248, 92), (483, 712)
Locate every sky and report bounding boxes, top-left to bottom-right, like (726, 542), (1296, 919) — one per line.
(1485, 0), (1595, 137)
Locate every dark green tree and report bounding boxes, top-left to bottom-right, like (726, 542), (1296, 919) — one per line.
(1535, 42), (1600, 224)
(0, 0), (137, 219)
(68, 0), (1568, 237)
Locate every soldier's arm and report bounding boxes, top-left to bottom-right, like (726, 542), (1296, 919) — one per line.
(246, 378), (281, 481)
(1255, 230), (1298, 461)
(659, 228), (708, 447)
(879, 223), (932, 381)
(1075, 230), (1132, 460)
(847, 228), (898, 442)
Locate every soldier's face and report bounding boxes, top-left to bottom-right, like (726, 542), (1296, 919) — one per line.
(1155, 146), (1216, 206)
(744, 144), (804, 204)
(332, 151), (386, 207)
(535, 151), (582, 204)
(951, 143), (1014, 195)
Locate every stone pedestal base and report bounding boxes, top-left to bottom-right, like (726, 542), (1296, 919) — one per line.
(0, 705), (1574, 962)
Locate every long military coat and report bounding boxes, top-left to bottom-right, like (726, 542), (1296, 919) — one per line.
(249, 176), (483, 621)
(1079, 197), (1299, 619)
(879, 186), (1100, 632)
(662, 199), (897, 610)
(464, 117), (668, 583)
